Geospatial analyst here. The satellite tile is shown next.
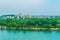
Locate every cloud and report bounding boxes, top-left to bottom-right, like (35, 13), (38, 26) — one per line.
(0, 0), (47, 7)
(0, 0), (48, 15)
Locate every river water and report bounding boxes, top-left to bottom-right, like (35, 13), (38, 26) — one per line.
(0, 30), (60, 40)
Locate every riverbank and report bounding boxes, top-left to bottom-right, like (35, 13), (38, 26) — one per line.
(0, 26), (60, 30)
(19, 28), (60, 30)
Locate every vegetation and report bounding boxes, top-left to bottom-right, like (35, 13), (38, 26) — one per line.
(0, 17), (60, 30)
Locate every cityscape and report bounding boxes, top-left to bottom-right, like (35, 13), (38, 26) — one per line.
(0, 13), (60, 19)
(0, 0), (60, 40)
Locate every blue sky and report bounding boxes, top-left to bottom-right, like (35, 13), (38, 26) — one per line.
(0, 0), (60, 15)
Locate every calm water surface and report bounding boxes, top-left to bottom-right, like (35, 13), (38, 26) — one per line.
(0, 30), (60, 40)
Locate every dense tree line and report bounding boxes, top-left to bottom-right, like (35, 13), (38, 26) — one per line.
(0, 17), (60, 29)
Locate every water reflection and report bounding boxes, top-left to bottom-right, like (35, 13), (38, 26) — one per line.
(5, 30), (52, 34)
(0, 30), (60, 40)
(0, 30), (53, 33)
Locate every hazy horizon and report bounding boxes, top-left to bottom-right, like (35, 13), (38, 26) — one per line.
(0, 0), (60, 16)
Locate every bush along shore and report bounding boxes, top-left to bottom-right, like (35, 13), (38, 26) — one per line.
(0, 17), (60, 30)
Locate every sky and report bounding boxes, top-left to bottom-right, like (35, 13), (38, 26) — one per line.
(0, 0), (60, 15)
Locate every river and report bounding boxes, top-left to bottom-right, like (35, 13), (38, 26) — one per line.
(0, 30), (60, 40)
